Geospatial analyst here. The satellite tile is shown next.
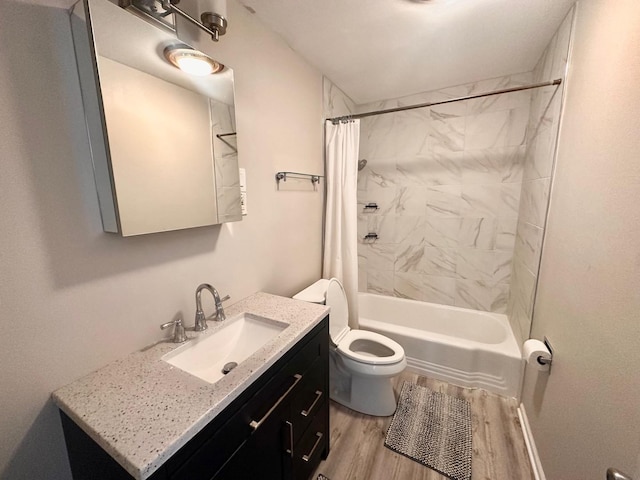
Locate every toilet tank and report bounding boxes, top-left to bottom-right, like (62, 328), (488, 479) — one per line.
(293, 279), (330, 304)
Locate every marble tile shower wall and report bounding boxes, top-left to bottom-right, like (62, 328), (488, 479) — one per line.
(211, 99), (242, 221)
(508, 7), (574, 344)
(356, 73), (533, 312)
(323, 76), (356, 118)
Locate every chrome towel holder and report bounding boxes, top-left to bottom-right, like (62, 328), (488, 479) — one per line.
(275, 171), (323, 185)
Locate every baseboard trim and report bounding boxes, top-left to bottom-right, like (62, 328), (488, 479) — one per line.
(517, 403), (546, 480)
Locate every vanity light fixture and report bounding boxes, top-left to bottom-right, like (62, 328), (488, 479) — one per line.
(163, 45), (224, 76)
(160, 0), (228, 41)
(122, 0), (228, 42)
(200, 0), (228, 41)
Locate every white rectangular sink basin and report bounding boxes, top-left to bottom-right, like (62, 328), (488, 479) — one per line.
(162, 313), (288, 384)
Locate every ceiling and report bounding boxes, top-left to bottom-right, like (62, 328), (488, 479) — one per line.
(236, 0), (576, 104)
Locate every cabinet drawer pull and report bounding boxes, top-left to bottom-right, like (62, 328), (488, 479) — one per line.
(285, 421), (294, 458)
(301, 432), (323, 462)
(301, 390), (323, 417)
(249, 374), (303, 431)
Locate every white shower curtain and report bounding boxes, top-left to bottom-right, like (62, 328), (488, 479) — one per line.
(323, 119), (360, 328)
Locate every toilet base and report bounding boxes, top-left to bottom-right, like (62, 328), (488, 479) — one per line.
(329, 350), (401, 417)
(330, 375), (398, 416)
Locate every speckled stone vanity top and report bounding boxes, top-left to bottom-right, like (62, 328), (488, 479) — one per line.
(52, 293), (329, 480)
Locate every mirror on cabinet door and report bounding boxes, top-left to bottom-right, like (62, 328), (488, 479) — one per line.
(70, 0), (242, 236)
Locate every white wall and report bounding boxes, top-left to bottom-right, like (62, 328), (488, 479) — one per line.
(521, 0), (640, 478)
(0, 1), (323, 478)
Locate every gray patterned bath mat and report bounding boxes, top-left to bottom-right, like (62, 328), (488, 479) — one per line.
(384, 382), (472, 480)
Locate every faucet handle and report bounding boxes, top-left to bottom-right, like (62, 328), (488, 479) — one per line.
(214, 294), (230, 321)
(160, 317), (187, 343)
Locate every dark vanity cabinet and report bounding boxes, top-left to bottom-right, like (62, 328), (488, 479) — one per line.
(60, 317), (330, 480)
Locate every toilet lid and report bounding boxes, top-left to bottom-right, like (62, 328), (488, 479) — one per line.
(292, 279), (330, 304)
(326, 278), (350, 343)
(337, 330), (405, 365)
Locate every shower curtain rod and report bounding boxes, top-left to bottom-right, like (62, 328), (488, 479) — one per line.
(327, 78), (562, 123)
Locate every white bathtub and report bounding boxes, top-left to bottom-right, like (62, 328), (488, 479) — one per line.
(358, 293), (523, 398)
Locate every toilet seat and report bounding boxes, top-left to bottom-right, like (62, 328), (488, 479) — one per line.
(324, 278), (350, 343)
(295, 277), (406, 367)
(337, 330), (405, 365)
(293, 277), (407, 416)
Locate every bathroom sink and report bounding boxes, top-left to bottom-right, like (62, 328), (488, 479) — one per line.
(162, 313), (288, 384)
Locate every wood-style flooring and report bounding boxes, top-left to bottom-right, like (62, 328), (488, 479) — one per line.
(312, 371), (534, 480)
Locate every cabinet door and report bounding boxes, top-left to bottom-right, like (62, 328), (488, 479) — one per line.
(212, 401), (288, 480)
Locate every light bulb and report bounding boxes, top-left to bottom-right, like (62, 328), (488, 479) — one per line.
(175, 56), (214, 76)
(163, 45), (224, 76)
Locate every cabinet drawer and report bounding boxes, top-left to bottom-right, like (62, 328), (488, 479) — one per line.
(170, 371), (303, 480)
(292, 402), (329, 480)
(290, 357), (327, 444)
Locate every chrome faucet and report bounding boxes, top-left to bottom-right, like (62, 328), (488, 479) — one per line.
(160, 317), (187, 343)
(194, 283), (229, 331)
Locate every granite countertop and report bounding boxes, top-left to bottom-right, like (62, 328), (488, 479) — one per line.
(52, 292), (329, 480)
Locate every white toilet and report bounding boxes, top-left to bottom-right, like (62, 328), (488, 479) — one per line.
(294, 278), (407, 416)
